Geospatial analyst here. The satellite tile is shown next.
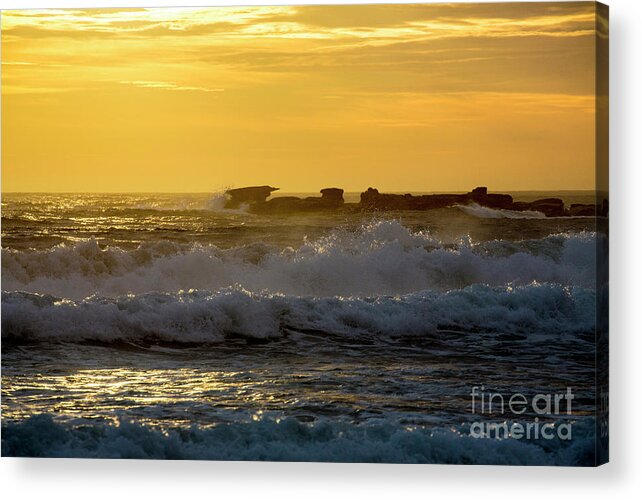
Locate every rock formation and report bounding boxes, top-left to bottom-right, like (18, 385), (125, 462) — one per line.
(225, 186), (345, 213)
(320, 188), (344, 205)
(224, 186), (279, 209)
(569, 204), (598, 217)
(512, 198), (566, 217)
(258, 188), (345, 213)
(360, 186), (513, 211)
(222, 184), (607, 218)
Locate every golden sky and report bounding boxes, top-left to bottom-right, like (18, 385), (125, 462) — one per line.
(1, 2), (600, 192)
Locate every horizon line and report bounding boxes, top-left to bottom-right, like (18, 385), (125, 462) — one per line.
(0, 188), (600, 195)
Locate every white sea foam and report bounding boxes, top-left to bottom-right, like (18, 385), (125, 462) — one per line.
(1, 221), (598, 299)
(1, 413), (595, 465)
(202, 192), (250, 213)
(457, 203), (547, 219)
(1, 284), (596, 343)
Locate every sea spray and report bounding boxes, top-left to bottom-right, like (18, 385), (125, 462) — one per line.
(1, 221), (598, 299)
(1, 284), (596, 344)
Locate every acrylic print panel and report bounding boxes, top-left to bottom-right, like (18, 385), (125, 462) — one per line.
(0, 2), (608, 465)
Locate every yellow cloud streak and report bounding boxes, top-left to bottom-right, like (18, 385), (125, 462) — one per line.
(1, 3), (599, 192)
(1, 5), (593, 42)
(120, 80), (225, 92)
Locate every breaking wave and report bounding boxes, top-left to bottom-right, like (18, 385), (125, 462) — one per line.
(457, 203), (546, 219)
(1, 414), (596, 465)
(1, 221), (597, 299)
(1, 284), (596, 344)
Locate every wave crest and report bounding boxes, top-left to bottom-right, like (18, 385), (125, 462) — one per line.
(1, 414), (596, 465)
(1, 284), (596, 344)
(1, 221), (598, 299)
(457, 203), (546, 219)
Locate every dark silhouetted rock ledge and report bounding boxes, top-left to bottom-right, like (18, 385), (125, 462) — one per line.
(569, 204), (597, 217)
(360, 186), (514, 211)
(223, 185), (606, 218)
(512, 198), (565, 217)
(225, 186), (279, 209)
(225, 186), (345, 213)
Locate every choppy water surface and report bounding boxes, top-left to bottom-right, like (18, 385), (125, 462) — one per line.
(1, 192), (601, 463)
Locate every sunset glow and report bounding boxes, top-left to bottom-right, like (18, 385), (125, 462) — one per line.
(2, 2), (599, 192)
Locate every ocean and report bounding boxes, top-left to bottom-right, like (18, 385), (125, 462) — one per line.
(1, 192), (603, 464)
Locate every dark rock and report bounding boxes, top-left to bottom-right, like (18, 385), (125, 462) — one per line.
(468, 186), (512, 207)
(319, 188), (344, 207)
(412, 194), (467, 210)
(225, 185), (279, 208)
(511, 202), (530, 211)
(360, 188), (381, 208)
(320, 188), (344, 202)
(222, 184), (572, 217)
(529, 198), (565, 217)
(257, 196), (303, 213)
(359, 187), (512, 211)
(532, 198), (565, 207)
(569, 204), (597, 216)
(360, 188), (465, 210)
(470, 186), (488, 198)
(253, 187), (345, 213)
(481, 193), (513, 209)
(513, 198), (565, 217)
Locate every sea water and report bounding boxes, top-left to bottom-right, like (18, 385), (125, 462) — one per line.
(1, 192), (602, 464)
